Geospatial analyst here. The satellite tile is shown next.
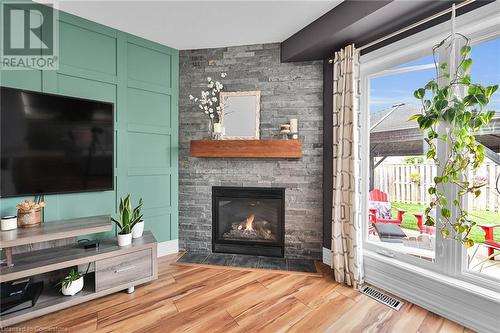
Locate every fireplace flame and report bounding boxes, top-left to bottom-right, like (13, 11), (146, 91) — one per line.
(238, 213), (255, 232)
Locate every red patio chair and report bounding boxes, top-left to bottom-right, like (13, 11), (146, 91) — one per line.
(368, 189), (406, 226)
(479, 224), (500, 260)
(413, 213), (436, 235)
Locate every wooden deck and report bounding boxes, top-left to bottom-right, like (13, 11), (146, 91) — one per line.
(10, 253), (471, 332)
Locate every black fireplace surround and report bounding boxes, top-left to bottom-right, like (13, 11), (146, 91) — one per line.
(212, 187), (285, 257)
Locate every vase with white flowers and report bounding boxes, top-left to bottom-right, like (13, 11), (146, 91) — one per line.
(189, 72), (227, 139)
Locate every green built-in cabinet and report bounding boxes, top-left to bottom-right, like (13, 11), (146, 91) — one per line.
(0, 11), (179, 242)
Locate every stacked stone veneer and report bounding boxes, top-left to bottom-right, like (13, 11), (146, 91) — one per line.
(179, 43), (323, 259)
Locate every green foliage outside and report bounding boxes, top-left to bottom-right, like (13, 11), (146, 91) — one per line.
(404, 156), (424, 165)
(391, 202), (500, 244)
(410, 172), (421, 183)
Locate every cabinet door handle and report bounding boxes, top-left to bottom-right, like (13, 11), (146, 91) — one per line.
(115, 265), (136, 273)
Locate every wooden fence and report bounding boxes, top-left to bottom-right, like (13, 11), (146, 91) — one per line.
(374, 162), (500, 212)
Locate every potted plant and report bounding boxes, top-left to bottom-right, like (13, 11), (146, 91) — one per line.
(132, 198), (144, 239)
(58, 268), (84, 296)
(112, 195), (143, 246)
(411, 34), (498, 247)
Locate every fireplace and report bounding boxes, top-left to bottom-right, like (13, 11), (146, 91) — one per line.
(212, 187), (285, 257)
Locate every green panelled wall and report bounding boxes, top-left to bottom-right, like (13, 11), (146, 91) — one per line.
(0, 9), (179, 242)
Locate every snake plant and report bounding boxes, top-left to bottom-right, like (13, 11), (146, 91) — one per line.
(112, 195), (143, 235)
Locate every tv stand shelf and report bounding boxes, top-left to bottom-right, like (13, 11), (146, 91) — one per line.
(0, 232), (157, 283)
(0, 216), (158, 328)
(1, 274), (97, 325)
(0, 215), (111, 248)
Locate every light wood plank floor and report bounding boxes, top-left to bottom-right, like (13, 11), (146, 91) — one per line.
(11, 253), (471, 333)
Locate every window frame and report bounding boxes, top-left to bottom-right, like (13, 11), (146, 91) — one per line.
(361, 57), (440, 272)
(360, 2), (500, 295)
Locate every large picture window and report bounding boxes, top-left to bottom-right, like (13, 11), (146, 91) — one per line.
(464, 37), (500, 280)
(359, 4), (500, 330)
(368, 56), (437, 262)
(361, 19), (500, 287)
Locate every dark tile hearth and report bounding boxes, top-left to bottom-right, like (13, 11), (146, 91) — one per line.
(203, 253), (234, 266)
(287, 259), (317, 273)
(230, 255), (260, 268)
(177, 252), (318, 273)
(258, 257), (287, 271)
(178, 252), (210, 264)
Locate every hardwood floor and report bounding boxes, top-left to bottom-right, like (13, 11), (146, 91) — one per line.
(11, 253), (471, 333)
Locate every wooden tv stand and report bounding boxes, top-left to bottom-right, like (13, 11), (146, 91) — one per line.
(0, 215), (158, 327)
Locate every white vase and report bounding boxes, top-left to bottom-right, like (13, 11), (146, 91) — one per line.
(117, 232), (132, 246)
(61, 276), (84, 296)
(132, 220), (144, 239)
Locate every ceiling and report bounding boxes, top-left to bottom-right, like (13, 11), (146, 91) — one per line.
(48, 1), (341, 50)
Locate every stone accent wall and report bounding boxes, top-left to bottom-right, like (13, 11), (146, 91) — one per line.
(179, 43), (323, 259)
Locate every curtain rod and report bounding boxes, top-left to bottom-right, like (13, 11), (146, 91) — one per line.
(328, 0), (475, 63)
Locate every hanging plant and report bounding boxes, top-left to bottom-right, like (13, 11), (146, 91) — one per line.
(410, 34), (498, 247)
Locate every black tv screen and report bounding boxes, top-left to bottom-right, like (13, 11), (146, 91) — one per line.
(0, 87), (114, 197)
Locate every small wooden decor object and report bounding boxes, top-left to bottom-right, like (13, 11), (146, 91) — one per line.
(190, 139), (303, 159)
(16, 200), (45, 228)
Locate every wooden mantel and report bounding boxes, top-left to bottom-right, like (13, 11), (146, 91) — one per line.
(190, 140), (303, 159)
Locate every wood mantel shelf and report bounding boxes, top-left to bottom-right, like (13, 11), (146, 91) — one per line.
(190, 140), (303, 159)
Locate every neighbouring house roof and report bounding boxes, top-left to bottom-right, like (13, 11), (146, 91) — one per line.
(370, 104), (422, 133)
(370, 105), (500, 156)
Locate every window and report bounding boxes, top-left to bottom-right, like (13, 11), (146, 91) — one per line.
(465, 37), (500, 280)
(360, 6), (500, 291)
(367, 57), (437, 262)
(359, 5), (500, 330)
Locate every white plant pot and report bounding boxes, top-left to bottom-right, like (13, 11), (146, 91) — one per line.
(132, 220), (144, 239)
(61, 276), (84, 296)
(117, 232), (132, 246)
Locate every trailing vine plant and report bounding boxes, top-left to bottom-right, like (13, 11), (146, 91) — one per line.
(410, 34), (498, 247)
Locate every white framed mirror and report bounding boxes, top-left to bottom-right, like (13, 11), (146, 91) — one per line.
(220, 91), (260, 139)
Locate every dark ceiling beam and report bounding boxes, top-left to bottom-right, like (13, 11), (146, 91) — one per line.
(280, 0), (393, 62)
(281, 0), (493, 62)
(358, 0), (494, 54)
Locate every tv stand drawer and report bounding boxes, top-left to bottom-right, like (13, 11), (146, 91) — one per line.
(95, 249), (152, 292)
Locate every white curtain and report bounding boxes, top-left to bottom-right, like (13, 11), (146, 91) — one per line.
(331, 44), (363, 288)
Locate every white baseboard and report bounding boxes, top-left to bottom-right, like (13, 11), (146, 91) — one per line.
(322, 247), (331, 267)
(364, 250), (500, 333)
(157, 239), (179, 257)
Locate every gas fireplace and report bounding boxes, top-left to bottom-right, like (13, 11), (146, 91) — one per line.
(212, 187), (285, 257)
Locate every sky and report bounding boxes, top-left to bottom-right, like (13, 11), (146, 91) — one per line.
(370, 37), (500, 114)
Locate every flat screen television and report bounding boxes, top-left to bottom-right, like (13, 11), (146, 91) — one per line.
(0, 87), (114, 197)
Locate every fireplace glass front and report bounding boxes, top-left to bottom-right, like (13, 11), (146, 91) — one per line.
(212, 187), (285, 257)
